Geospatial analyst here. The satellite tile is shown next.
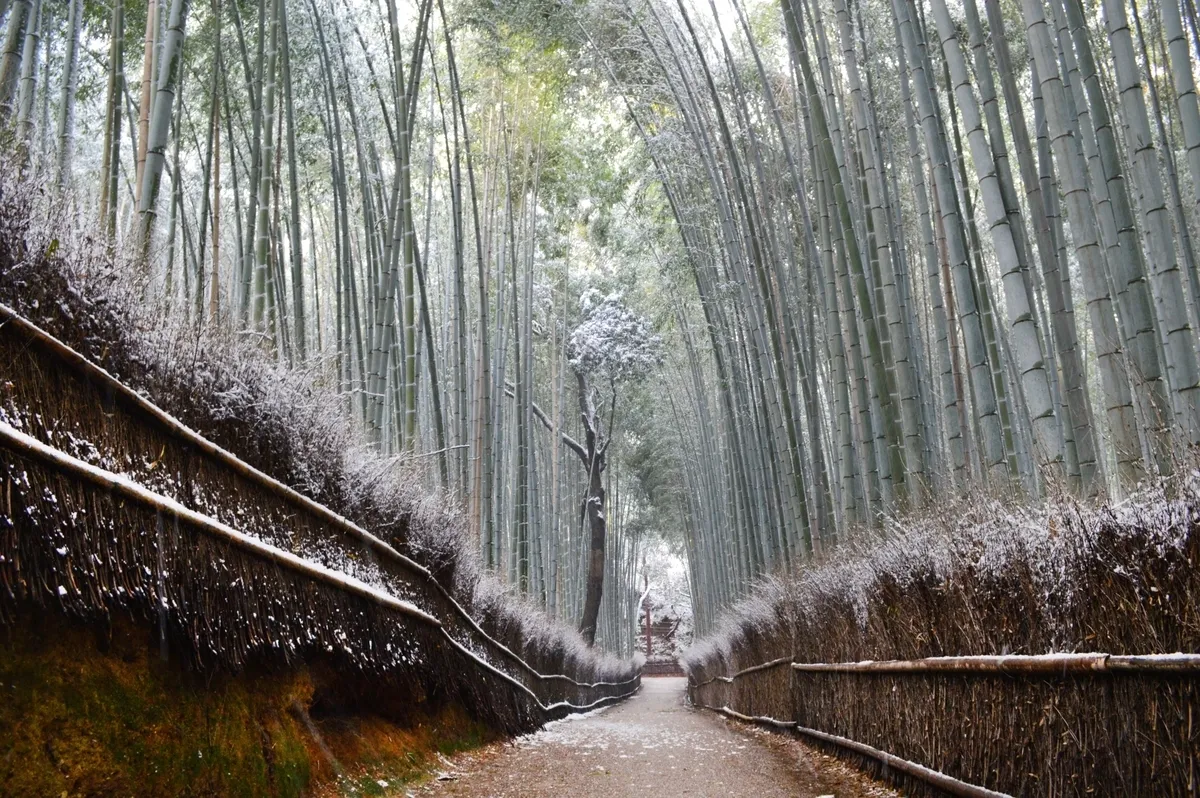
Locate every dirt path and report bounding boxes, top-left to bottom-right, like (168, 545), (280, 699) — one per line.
(419, 677), (898, 797)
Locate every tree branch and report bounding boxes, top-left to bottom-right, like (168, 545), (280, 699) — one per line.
(504, 380), (588, 464)
(599, 382), (618, 462)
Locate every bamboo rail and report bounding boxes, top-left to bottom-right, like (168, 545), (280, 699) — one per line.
(0, 305), (638, 692)
(732, 655), (793, 677)
(692, 656), (792, 685)
(690, 652), (1200, 686)
(790, 653), (1200, 674)
(0, 419), (439, 626)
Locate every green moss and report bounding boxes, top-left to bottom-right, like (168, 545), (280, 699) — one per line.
(0, 614), (316, 797)
(437, 726), (487, 756)
(0, 612), (498, 797)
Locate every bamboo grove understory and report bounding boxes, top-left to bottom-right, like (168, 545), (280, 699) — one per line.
(3, 0), (1200, 644)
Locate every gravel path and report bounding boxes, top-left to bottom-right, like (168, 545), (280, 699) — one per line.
(420, 677), (898, 797)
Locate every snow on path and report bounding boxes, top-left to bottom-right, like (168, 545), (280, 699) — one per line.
(421, 677), (899, 797)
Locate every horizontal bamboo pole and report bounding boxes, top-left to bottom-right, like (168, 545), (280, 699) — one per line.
(734, 655), (793, 676)
(690, 652), (1200, 686)
(690, 656), (792, 686)
(789, 653), (1200, 675)
(0, 305), (639, 691)
(442, 628), (641, 714)
(707, 704), (1013, 798)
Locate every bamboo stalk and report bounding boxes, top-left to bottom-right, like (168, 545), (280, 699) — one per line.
(135, 0), (158, 203)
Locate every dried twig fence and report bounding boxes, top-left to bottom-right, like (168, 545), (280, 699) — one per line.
(0, 306), (639, 733)
(690, 650), (1200, 795)
(696, 643), (1200, 792)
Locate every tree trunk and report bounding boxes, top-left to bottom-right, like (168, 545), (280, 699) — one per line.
(575, 370), (608, 647)
(578, 447), (607, 646)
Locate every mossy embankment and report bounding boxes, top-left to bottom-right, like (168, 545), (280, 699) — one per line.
(0, 610), (497, 797)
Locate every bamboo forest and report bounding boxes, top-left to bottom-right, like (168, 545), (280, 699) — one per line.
(1, 0), (1199, 793)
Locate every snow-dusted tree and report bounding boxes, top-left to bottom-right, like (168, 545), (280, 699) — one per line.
(565, 290), (662, 646)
